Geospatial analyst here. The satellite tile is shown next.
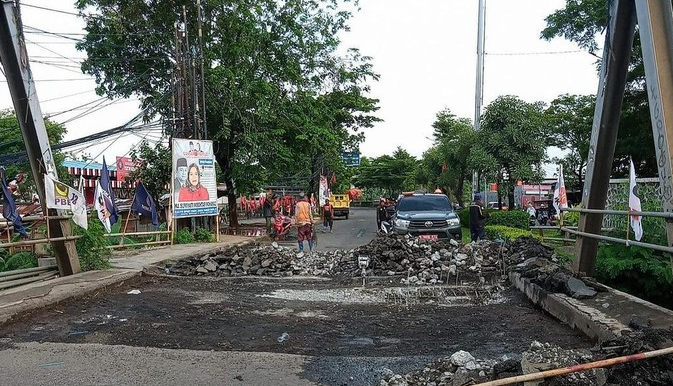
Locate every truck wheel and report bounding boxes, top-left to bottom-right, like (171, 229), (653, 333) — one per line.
(345, 214), (349, 220)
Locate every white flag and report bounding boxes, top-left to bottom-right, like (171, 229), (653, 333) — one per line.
(553, 164), (568, 215)
(44, 174), (88, 230)
(629, 159), (643, 241)
(94, 180), (112, 233)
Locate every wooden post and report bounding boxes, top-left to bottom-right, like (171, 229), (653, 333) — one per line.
(215, 215), (220, 242)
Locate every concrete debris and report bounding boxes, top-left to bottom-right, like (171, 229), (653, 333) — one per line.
(377, 328), (673, 386)
(164, 235), (596, 301)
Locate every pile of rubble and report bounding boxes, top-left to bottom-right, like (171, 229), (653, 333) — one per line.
(376, 328), (673, 386)
(164, 242), (340, 277)
(376, 341), (599, 386)
(164, 235), (555, 284)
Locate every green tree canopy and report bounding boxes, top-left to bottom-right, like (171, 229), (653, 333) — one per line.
(546, 94), (594, 191)
(354, 147), (417, 197)
(542, 0), (657, 177)
(0, 110), (70, 196)
(76, 0), (379, 226)
(477, 96), (549, 208)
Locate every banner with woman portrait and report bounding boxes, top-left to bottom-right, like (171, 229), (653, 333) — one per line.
(172, 138), (218, 218)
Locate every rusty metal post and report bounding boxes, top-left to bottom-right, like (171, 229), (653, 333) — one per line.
(634, 0), (673, 276)
(0, 1), (80, 275)
(575, 0), (636, 276)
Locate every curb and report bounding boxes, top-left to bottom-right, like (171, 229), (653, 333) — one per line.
(509, 271), (673, 343)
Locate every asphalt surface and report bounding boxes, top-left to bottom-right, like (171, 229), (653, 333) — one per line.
(0, 208), (591, 386)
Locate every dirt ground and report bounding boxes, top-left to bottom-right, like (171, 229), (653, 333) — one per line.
(0, 274), (590, 358)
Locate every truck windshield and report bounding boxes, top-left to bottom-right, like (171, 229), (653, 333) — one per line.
(397, 196), (452, 212)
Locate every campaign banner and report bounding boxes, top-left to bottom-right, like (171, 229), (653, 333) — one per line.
(115, 156), (135, 181)
(172, 138), (218, 218)
(319, 175), (328, 206)
(44, 174), (88, 230)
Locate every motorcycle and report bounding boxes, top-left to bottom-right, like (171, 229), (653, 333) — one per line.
(269, 213), (293, 241)
(378, 219), (393, 235)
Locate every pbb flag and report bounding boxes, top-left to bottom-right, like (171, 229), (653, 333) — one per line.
(101, 156), (119, 226)
(44, 174), (88, 230)
(94, 180), (113, 233)
(629, 159), (643, 241)
(0, 169), (28, 238)
(553, 164), (568, 215)
(132, 182), (159, 227)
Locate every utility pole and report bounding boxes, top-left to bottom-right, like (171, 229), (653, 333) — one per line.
(472, 0), (486, 195)
(0, 0), (80, 275)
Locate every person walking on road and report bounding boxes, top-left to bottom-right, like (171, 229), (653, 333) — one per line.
(263, 190), (275, 235)
(295, 192), (314, 252)
(469, 193), (488, 242)
(321, 198), (334, 233)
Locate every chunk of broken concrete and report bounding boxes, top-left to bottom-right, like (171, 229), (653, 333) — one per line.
(450, 350), (475, 366)
(566, 277), (597, 299)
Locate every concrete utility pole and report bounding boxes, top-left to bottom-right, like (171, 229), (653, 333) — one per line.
(472, 0), (486, 195)
(0, 0), (80, 275)
(575, 0), (673, 276)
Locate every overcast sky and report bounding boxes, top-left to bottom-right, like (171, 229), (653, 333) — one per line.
(0, 0), (601, 176)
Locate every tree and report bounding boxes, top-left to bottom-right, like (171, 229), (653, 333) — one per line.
(541, 1), (658, 177)
(0, 110), (70, 195)
(127, 141), (172, 201)
(477, 96), (549, 209)
(546, 94), (594, 191)
(416, 109), (475, 207)
(76, 0), (378, 227)
(353, 147), (417, 196)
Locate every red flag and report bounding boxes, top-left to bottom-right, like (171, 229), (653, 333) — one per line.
(441, 162), (447, 172)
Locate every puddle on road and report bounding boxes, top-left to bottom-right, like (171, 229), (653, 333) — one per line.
(259, 285), (507, 306)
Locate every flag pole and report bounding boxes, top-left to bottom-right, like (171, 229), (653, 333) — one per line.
(121, 191), (137, 245)
(626, 208), (631, 246)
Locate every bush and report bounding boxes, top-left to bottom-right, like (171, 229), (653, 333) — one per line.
(485, 225), (534, 241)
(194, 228), (214, 243)
(458, 209), (469, 228)
(175, 228), (195, 244)
(74, 216), (112, 271)
(459, 208), (530, 230)
(486, 210), (530, 230)
(596, 243), (672, 306)
(0, 252), (38, 272)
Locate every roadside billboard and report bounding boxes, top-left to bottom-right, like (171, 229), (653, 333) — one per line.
(115, 156), (135, 181)
(171, 138), (218, 218)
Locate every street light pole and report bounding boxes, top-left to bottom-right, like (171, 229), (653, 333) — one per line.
(472, 0), (486, 196)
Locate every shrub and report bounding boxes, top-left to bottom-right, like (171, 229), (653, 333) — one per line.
(194, 228), (214, 243)
(485, 225), (534, 241)
(596, 243), (672, 306)
(74, 217), (111, 271)
(486, 210), (530, 230)
(458, 209), (469, 228)
(175, 228), (195, 244)
(1, 252), (38, 272)
(459, 208), (529, 230)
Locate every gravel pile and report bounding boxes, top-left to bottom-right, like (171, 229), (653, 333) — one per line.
(164, 235), (557, 284)
(376, 342), (602, 386)
(376, 328), (673, 386)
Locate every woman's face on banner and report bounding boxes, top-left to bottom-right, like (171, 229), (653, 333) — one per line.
(188, 165), (200, 186)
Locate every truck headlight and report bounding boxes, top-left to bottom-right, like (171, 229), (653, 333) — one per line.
(447, 218), (460, 226)
(395, 219), (410, 228)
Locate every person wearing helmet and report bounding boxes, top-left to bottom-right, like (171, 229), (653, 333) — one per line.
(469, 193), (488, 242)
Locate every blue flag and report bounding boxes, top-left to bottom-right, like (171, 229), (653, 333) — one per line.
(0, 169), (28, 238)
(100, 156), (119, 226)
(132, 182), (159, 227)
